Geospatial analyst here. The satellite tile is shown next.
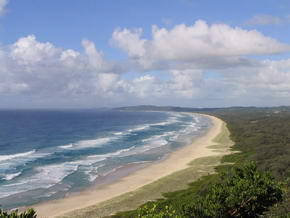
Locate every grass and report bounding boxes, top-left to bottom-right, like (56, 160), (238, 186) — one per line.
(59, 118), (233, 218)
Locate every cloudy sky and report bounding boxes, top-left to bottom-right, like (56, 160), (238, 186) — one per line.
(1, 0), (290, 108)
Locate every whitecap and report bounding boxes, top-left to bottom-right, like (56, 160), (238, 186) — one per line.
(0, 162), (78, 198)
(87, 147), (134, 160)
(58, 144), (73, 149)
(114, 132), (124, 136)
(0, 150), (36, 162)
(128, 124), (150, 132)
(60, 137), (114, 150)
(0, 151), (51, 173)
(3, 172), (22, 181)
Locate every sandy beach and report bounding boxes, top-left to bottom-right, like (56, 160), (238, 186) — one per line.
(33, 114), (226, 218)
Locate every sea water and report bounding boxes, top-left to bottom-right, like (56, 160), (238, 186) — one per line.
(0, 109), (211, 209)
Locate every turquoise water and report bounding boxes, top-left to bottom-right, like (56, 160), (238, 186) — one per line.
(0, 109), (211, 209)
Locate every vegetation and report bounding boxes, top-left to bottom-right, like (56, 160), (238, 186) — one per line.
(0, 209), (36, 218)
(116, 163), (283, 217)
(210, 107), (290, 216)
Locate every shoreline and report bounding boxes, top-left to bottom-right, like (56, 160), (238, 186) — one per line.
(33, 114), (227, 218)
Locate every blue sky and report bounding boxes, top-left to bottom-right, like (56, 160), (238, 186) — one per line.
(3, 0), (290, 55)
(1, 0), (290, 108)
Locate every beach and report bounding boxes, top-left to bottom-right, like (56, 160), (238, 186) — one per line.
(33, 114), (230, 218)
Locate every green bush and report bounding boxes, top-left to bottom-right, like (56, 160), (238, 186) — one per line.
(136, 204), (180, 218)
(135, 163), (283, 218)
(0, 208), (36, 218)
(185, 162), (283, 217)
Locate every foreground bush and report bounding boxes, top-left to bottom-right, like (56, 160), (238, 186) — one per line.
(137, 204), (179, 218)
(135, 162), (283, 218)
(0, 208), (36, 218)
(186, 162), (283, 217)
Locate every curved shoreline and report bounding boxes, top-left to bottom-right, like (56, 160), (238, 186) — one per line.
(33, 114), (228, 218)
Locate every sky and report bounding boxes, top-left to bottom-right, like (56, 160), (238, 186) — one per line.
(1, 0), (290, 108)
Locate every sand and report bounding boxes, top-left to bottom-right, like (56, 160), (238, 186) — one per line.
(33, 114), (225, 218)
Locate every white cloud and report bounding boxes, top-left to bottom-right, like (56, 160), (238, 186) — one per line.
(0, 35), (121, 97)
(169, 70), (203, 98)
(245, 14), (289, 26)
(1, 21), (290, 107)
(0, 0), (8, 15)
(111, 28), (146, 58)
(0, 81), (29, 94)
(243, 59), (290, 93)
(10, 35), (60, 65)
(128, 75), (162, 98)
(112, 20), (290, 70)
(119, 70), (204, 102)
(82, 39), (108, 71)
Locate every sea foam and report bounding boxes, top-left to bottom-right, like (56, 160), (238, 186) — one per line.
(0, 150), (36, 162)
(3, 172), (22, 181)
(59, 137), (114, 150)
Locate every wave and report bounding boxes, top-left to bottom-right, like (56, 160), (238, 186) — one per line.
(77, 138), (112, 148)
(0, 150), (36, 162)
(128, 124), (150, 132)
(142, 139), (168, 151)
(3, 172), (22, 181)
(87, 147), (134, 160)
(0, 151), (51, 175)
(0, 112), (207, 200)
(34, 163), (78, 185)
(58, 144), (73, 149)
(83, 163), (105, 182)
(0, 147), (137, 198)
(117, 135), (169, 157)
(59, 137), (114, 150)
(110, 113), (186, 142)
(0, 162), (78, 198)
(114, 132), (124, 136)
(113, 124), (150, 136)
(113, 115), (180, 137)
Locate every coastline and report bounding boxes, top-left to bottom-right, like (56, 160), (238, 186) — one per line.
(33, 114), (231, 218)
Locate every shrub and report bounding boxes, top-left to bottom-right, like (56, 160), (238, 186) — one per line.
(0, 208), (36, 218)
(185, 162), (283, 217)
(134, 163), (282, 218)
(136, 204), (181, 218)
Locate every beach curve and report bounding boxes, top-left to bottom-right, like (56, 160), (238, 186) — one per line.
(33, 114), (229, 218)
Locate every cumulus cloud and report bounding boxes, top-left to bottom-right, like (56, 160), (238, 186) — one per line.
(0, 35), (207, 105)
(116, 70), (204, 101)
(0, 35), (122, 97)
(1, 20), (290, 108)
(240, 59), (290, 94)
(10, 35), (60, 65)
(112, 28), (146, 59)
(112, 20), (290, 70)
(168, 70), (203, 98)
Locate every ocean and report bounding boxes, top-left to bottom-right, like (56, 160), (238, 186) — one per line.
(0, 109), (211, 209)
